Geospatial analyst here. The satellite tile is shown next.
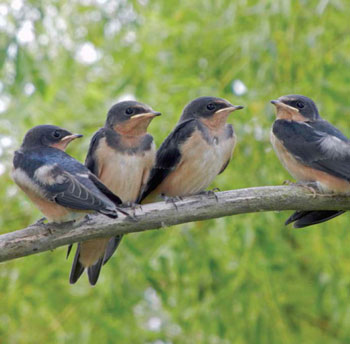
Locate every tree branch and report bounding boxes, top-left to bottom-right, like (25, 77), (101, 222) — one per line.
(1, 185), (350, 263)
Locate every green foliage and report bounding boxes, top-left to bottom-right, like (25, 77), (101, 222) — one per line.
(1, 0), (350, 342)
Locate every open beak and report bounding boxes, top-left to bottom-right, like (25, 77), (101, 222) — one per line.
(61, 133), (83, 142)
(215, 105), (244, 115)
(130, 111), (161, 120)
(270, 100), (299, 112)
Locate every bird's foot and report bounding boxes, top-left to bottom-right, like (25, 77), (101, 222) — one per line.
(124, 201), (143, 212)
(198, 188), (220, 202)
(126, 202), (142, 218)
(161, 195), (183, 211)
(295, 181), (319, 198)
(283, 180), (319, 198)
(33, 217), (47, 226)
(82, 214), (95, 224)
(71, 215), (91, 227)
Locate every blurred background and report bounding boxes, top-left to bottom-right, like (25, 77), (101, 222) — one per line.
(1, 0), (350, 343)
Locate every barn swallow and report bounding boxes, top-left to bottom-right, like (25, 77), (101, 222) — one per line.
(139, 96), (243, 203)
(12, 125), (123, 225)
(270, 94), (349, 228)
(69, 100), (160, 285)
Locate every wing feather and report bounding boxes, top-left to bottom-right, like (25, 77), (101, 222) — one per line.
(138, 119), (197, 202)
(36, 164), (117, 214)
(273, 119), (350, 181)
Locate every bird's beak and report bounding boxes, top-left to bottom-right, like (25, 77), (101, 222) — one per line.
(270, 100), (299, 112)
(51, 133), (83, 151)
(215, 105), (244, 115)
(130, 111), (161, 120)
(60, 133), (84, 142)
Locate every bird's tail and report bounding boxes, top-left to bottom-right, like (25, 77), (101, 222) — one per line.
(87, 258), (104, 285)
(103, 235), (123, 265)
(86, 235), (124, 284)
(69, 244), (85, 284)
(285, 210), (345, 228)
(68, 237), (119, 285)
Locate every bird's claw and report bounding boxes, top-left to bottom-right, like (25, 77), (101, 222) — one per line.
(123, 201), (143, 214)
(296, 181), (319, 198)
(32, 217), (47, 226)
(198, 188), (219, 202)
(83, 214), (95, 223)
(161, 195), (182, 211)
(282, 180), (319, 198)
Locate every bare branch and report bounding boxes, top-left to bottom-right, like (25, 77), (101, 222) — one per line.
(1, 185), (350, 263)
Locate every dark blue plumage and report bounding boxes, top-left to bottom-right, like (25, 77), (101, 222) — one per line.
(139, 118), (197, 202)
(14, 146), (121, 213)
(273, 119), (350, 181)
(271, 95), (350, 228)
(71, 101), (160, 285)
(139, 96), (243, 203)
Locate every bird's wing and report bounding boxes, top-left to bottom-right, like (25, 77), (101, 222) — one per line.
(35, 164), (117, 215)
(273, 119), (350, 180)
(85, 129), (106, 175)
(138, 119), (197, 202)
(87, 172), (122, 205)
(218, 125), (235, 175)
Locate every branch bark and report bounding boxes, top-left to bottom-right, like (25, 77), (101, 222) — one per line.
(1, 185), (350, 263)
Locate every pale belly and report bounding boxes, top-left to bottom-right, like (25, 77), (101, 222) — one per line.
(97, 148), (154, 202)
(270, 131), (309, 181)
(158, 135), (235, 197)
(100, 155), (143, 202)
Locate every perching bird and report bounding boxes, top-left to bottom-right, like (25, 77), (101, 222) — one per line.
(69, 101), (161, 285)
(270, 94), (349, 228)
(12, 125), (123, 225)
(139, 96), (244, 203)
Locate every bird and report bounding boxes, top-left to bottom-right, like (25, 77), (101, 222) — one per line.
(12, 124), (123, 225)
(139, 96), (244, 204)
(69, 100), (161, 285)
(270, 94), (349, 228)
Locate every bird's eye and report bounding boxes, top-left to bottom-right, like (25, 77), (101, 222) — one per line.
(52, 130), (61, 138)
(207, 103), (215, 111)
(125, 108), (134, 115)
(296, 101), (304, 109)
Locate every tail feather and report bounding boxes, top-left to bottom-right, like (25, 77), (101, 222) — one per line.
(103, 235), (123, 265)
(99, 208), (119, 219)
(69, 244), (85, 284)
(87, 258), (104, 286)
(285, 210), (345, 228)
(285, 211), (311, 226)
(66, 244), (73, 259)
(99, 206), (129, 218)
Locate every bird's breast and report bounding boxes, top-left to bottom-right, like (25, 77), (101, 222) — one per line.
(96, 138), (156, 202)
(158, 130), (235, 197)
(270, 130), (350, 193)
(270, 130), (315, 181)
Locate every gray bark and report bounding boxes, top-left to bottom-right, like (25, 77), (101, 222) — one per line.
(1, 185), (350, 263)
